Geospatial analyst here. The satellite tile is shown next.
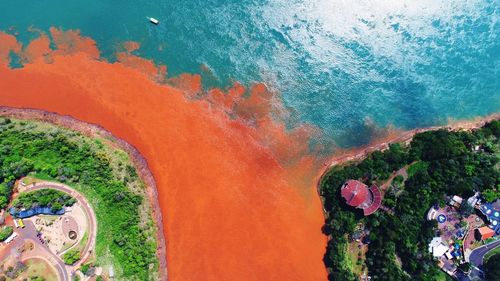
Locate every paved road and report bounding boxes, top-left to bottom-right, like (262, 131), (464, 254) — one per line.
(0, 220), (69, 281)
(21, 220), (69, 281)
(469, 239), (500, 267)
(458, 239), (500, 281)
(13, 181), (98, 280)
(23, 181), (97, 268)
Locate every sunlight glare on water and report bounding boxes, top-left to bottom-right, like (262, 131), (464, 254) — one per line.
(0, 0), (498, 147)
(251, 0), (499, 146)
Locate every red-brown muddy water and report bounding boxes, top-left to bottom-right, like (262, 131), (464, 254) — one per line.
(0, 29), (328, 281)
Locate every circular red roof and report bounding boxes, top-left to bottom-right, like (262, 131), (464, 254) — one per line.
(341, 180), (370, 207)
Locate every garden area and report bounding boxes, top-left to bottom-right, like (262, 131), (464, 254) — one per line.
(484, 253), (500, 280)
(0, 226), (13, 242)
(0, 258), (57, 281)
(12, 189), (76, 211)
(0, 117), (159, 280)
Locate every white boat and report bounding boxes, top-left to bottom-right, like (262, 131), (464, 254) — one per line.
(148, 17), (159, 25)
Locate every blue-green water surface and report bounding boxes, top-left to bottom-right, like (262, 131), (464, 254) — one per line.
(1, 0), (499, 147)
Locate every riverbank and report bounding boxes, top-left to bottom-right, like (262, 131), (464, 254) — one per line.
(317, 114), (500, 280)
(321, 114), (500, 172)
(317, 114), (499, 214)
(0, 33), (328, 279)
(0, 106), (168, 281)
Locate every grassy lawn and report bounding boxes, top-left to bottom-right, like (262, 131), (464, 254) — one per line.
(484, 244), (500, 262)
(406, 161), (429, 178)
(346, 240), (366, 277)
(20, 176), (37, 186)
(434, 270), (449, 281)
(0, 118), (159, 280)
(9, 258), (58, 281)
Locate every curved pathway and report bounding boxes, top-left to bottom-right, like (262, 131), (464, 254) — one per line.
(0, 220), (69, 280)
(19, 180), (98, 279)
(25, 255), (67, 281)
(469, 239), (500, 267)
(456, 240), (500, 281)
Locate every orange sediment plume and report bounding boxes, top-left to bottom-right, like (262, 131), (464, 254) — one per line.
(0, 32), (21, 66)
(123, 41), (141, 52)
(0, 29), (327, 281)
(21, 34), (52, 64)
(117, 41), (167, 82)
(167, 73), (203, 98)
(49, 27), (100, 58)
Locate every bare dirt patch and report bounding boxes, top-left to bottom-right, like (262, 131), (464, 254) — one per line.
(20, 258), (58, 281)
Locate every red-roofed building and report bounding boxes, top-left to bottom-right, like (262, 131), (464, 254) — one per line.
(476, 226), (495, 240)
(364, 185), (382, 216)
(341, 180), (382, 216)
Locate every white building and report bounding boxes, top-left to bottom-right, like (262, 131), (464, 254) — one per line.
(467, 192), (481, 208)
(428, 237), (449, 258)
(449, 195), (463, 208)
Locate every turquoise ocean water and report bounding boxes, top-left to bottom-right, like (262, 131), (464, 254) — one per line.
(1, 0), (499, 147)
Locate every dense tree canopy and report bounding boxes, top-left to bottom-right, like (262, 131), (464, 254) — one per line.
(320, 120), (499, 280)
(12, 189), (76, 211)
(484, 254), (500, 281)
(0, 118), (158, 280)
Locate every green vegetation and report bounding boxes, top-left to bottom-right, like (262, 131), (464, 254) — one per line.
(0, 118), (158, 280)
(3, 258), (58, 281)
(484, 253), (500, 280)
(0, 226), (13, 241)
(320, 120), (500, 281)
(80, 263), (90, 275)
(1, 261), (27, 280)
(63, 249), (81, 265)
(483, 189), (500, 203)
(457, 262), (471, 273)
(392, 174), (404, 187)
(406, 161), (429, 178)
(484, 245), (500, 261)
(12, 189), (76, 211)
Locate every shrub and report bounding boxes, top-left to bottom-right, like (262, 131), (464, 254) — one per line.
(63, 249), (81, 265)
(80, 263), (90, 275)
(12, 189), (76, 210)
(0, 226), (13, 242)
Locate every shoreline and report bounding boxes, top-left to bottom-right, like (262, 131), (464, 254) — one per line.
(317, 114), (500, 220)
(321, 114), (500, 172)
(0, 106), (168, 281)
(315, 113), (499, 275)
(1, 105), (497, 281)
